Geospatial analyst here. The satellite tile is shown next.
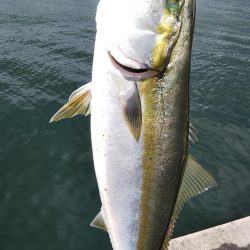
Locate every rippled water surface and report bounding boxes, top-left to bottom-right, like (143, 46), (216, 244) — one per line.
(0, 0), (249, 249)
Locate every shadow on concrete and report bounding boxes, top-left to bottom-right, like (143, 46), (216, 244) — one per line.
(213, 243), (250, 250)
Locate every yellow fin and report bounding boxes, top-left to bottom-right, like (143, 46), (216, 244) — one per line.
(90, 210), (108, 233)
(161, 155), (217, 249)
(161, 235), (171, 250)
(50, 82), (91, 122)
(122, 83), (142, 141)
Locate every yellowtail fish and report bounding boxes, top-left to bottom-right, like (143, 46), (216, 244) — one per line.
(50, 0), (217, 249)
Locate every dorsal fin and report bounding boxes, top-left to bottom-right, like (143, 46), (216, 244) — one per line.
(90, 210), (108, 233)
(50, 82), (92, 123)
(161, 235), (171, 250)
(161, 154), (217, 249)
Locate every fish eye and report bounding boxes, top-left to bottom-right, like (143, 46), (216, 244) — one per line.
(167, 0), (179, 4)
(166, 0), (180, 13)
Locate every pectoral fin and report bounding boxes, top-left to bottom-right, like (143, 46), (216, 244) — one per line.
(161, 155), (217, 249)
(121, 84), (142, 141)
(90, 210), (108, 233)
(50, 82), (92, 123)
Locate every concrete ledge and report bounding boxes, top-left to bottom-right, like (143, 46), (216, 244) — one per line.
(170, 216), (250, 250)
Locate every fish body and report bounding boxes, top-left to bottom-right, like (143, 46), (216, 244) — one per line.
(50, 0), (216, 249)
(91, 0), (192, 249)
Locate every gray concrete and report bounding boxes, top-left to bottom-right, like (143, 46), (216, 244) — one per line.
(170, 216), (250, 250)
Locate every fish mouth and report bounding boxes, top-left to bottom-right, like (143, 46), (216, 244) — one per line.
(108, 51), (159, 81)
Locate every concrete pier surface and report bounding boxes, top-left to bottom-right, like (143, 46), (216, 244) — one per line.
(170, 216), (250, 250)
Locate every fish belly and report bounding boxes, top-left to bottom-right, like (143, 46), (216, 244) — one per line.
(91, 37), (144, 250)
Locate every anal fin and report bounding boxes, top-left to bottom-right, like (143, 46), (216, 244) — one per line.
(161, 154), (217, 249)
(90, 210), (108, 233)
(50, 82), (92, 123)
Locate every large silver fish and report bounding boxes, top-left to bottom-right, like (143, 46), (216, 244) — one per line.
(50, 0), (216, 249)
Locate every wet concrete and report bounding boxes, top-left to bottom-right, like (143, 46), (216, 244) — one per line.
(170, 216), (250, 250)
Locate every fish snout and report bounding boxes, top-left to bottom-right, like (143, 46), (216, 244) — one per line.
(108, 45), (160, 81)
(108, 52), (159, 81)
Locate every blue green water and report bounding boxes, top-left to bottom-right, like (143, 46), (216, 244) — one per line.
(0, 0), (249, 249)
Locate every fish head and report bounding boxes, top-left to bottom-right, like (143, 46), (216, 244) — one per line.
(96, 0), (192, 81)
